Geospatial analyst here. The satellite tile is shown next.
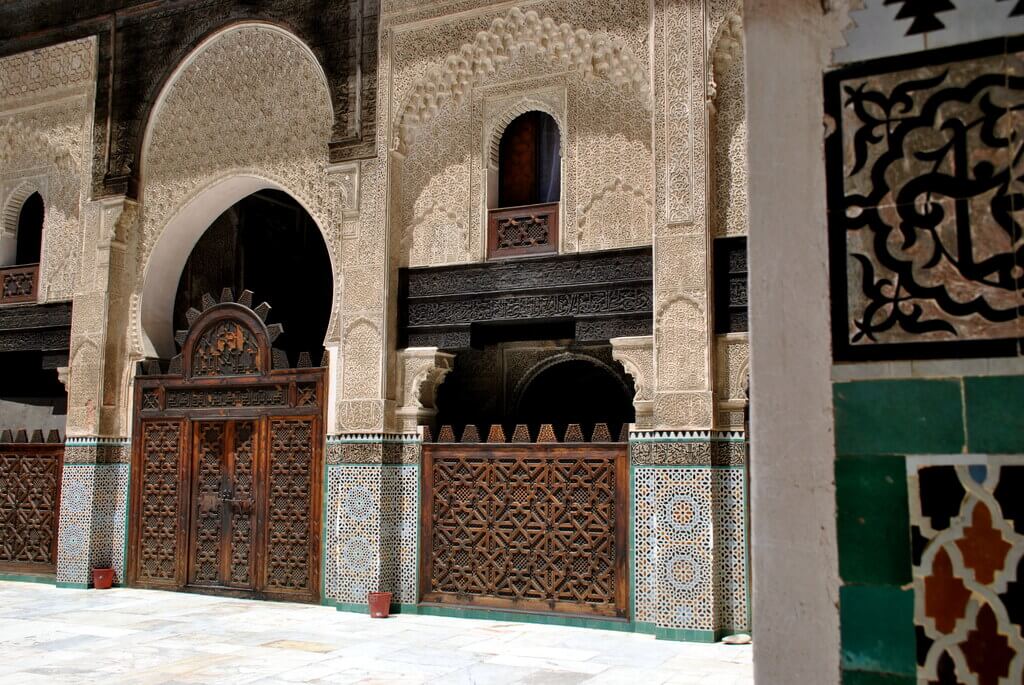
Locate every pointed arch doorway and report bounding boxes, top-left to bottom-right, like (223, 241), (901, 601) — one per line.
(127, 291), (325, 602)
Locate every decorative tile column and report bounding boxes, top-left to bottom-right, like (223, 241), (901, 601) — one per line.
(631, 430), (749, 642)
(56, 438), (131, 587)
(323, 433), (420, 610)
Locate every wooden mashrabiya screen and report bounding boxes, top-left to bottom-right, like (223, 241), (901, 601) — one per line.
(127, 290), (323, 603)
(421, 425), (628, 618)
(0, 432), (63, 575)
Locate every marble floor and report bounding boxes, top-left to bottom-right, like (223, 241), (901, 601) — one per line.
(0, 581), (752, 685)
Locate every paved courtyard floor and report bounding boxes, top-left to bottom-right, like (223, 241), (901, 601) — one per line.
(0, 581), (752, 684)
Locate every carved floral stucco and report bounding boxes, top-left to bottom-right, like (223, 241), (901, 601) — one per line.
(389, 3), (654, 268)
(0, 38), (95, 303)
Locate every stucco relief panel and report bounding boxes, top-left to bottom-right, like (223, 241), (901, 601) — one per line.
(709, 6), (748, 238)
(0, 85), (93, 303)
(391, 2), (653, 268)
(715, 334), (749, 402)
(139, 26), (337, 276)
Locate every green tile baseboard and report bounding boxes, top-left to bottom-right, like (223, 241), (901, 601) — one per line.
(329, 600), (745, 643)
(0, 573), (57, 585)
(400, 604), (634, 633)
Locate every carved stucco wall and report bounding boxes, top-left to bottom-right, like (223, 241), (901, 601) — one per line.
(0, 38), (95, 302)
(2, 3), (751, 436)
(651, 0), (748, 430)
(127, 24), (367, 434)
(386, 3), (654, 268)
(709, 5), (749, 431)
(380, 0), (749, 430)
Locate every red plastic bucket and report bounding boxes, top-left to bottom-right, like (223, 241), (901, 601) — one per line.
(368, 591), (392, 618)
(92, 568), (114, 589)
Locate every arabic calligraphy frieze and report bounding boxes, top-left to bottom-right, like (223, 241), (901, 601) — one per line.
(825, 38), (1024, 360)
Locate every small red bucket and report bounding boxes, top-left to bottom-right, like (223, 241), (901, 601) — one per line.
(368, 591), (392, 618)
(92, 568), (114, 589)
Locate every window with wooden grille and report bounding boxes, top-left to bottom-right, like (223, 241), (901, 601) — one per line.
(488, 111), (561, 259)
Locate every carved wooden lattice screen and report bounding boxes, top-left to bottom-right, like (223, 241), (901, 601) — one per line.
(421, 443), (628, 617)
(128, 292), (324, 603)
(0, 442), (63, 574)
(136, 420), (186, 586)
(265, 418), (315, 596)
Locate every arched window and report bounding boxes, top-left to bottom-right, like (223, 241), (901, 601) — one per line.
(498, 111), (560, 208)
(488, 111), (561, 259)
(15, 192), (44, 265)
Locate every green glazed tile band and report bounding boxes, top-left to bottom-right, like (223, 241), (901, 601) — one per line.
(964, 375), (1024, 454)
(833, 379), (964, 455)
(835, 455), (911, 585)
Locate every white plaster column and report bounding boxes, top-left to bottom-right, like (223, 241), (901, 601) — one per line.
(745, 0), (841, 681)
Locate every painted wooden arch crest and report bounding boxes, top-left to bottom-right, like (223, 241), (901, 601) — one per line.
(176, 289), (278, 379)
(136, 288), (322, 379)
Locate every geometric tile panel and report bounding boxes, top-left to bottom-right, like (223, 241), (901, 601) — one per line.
(713, 468), (748, 632)
(324, 462), (421, 606)
(634, 466), (657, 624)
(325, 464), (382, 605)
(382, 464), (418, 604)
(56, 465), (95, 585)
(634, 463), (749, 634)
(90, 464), (130, 585)
(55, 462), (131, 586)
(908, 456), (1024, 685)
(654, 467), (715, 630)
(837, 0), (1024, 65)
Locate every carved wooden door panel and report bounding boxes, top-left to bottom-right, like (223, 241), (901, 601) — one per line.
(187, 420), (259, 591)
(263, 416), (320, 602)
(133, 419), (187, 588)
(0, 443), (63, 574)
(129, 293), (324, 602)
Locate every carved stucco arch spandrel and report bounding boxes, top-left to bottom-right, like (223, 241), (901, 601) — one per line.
(392, 6), (651, 154)
(135, 23), (340, 359)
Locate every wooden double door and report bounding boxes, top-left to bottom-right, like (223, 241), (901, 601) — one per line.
(189, 419), (261, 592)
(130, 412), (322, 603)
